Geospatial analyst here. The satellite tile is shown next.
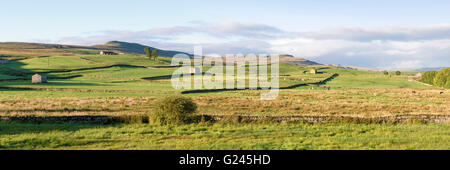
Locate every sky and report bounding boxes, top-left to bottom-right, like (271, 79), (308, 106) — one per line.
(1, 0), (450, 69)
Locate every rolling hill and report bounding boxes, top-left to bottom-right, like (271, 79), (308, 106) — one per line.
(0, 41), (192, 58)
(279, 54), (321, 66)
(0, 41), (322, 67)
(92, 41), (193, 57)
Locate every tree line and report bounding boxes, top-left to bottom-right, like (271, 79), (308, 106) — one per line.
(383, 70), (402, 76)
(420, 68), (450, 88)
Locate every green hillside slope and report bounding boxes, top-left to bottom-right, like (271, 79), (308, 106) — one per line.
(0, 41), (192, 58)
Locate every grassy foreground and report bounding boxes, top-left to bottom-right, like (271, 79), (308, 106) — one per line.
(0, 122), (448, 150)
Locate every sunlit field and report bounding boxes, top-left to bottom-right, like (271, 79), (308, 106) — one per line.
(1, 48), (449, 150)
(1, 122), (449, 150)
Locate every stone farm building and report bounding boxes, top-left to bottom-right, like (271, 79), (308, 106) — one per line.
(190, 67), (201, 74)
(32, 74), (47, 83)
(0, 59), (9, 64)
(100, 51), (118, 55)
(310, 69), (317, 74)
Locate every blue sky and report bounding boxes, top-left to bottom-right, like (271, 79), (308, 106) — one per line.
(1, 0), (450, 69)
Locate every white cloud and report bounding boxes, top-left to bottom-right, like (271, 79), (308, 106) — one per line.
(56, 22), (450, 69)
(299, 24), (450, 41)
(270, 38), (450, 68)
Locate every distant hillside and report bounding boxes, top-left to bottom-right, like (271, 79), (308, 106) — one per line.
(0, 41), (325, 66)
(93, 41), (192, 57)
(413, 67), (446, 71)
(344, 66), (382, 72)
(279, 55), (321, 66)
(0, 41), (192, 58)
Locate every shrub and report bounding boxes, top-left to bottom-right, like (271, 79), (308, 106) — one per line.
(150, 96), (197, 125)
(421, 71), (437, 85)
(433, 68), (450, 87)
(445, 76), (450, 89)
(383, 71), (389, 75)
(395, 71), (401, 76)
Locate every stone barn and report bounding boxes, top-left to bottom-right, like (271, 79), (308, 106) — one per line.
(0, 59), (9, 64)
(100, 51), (118, 55)
(190, 67), (201, 74)
(310, 69), (317, 74)
(32, 74), (47, 83)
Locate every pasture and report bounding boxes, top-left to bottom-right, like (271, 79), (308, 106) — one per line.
(0, 52), (449, 150)
(1, 122), (449, 150)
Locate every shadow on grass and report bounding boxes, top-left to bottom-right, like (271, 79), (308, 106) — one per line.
(0, 122), (115, 149)
(0, 121), (106, 135)
(0, 59), (118, 91)
(27, 64), (147, 75)
(142, 75), (174, 81)
(148, 65), (181, 68)
(1, 60), (148, 79)
(0, 80), (108, 92)
(142, 72), (210, 81)
(0, 75), (82, 82)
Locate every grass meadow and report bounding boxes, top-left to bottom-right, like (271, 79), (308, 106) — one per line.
(0, 52), (448, 150)
(1, 122), (448, 150)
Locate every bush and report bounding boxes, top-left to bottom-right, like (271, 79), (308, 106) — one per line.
(383, 71), (389, 75)
(395, 71), (401, 76)
(433, 68), (450, 87)
(421, 71), (437, 85)
(445, 77), (450, 89)
(151, 96), (197, 125)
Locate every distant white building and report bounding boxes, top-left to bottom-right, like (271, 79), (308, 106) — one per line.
(190, 67), (201, 74)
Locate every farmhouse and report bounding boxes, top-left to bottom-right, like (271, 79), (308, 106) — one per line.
(310, 69), (317, 74)
(0, 59), (9, 64)
(32, 74), (47, 83)
(190, 67), (201, 74)
(100, 51), (118, 55)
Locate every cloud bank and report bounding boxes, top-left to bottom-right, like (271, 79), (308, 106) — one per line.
(56, 22), (450, 69)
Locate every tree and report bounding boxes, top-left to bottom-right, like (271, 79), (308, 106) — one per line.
(144, 47), (152, 60)
(151, 96), (197, 125)
(151, 49), (158, 61)
(383, 71), (389, 75)
(433, 68), (450, 87)
(421, 71), (437, 85)
(395, 71), (401, 76)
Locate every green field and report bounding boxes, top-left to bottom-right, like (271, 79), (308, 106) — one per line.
(0, 48), (449, 150)
(1, 122), (448, 150)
